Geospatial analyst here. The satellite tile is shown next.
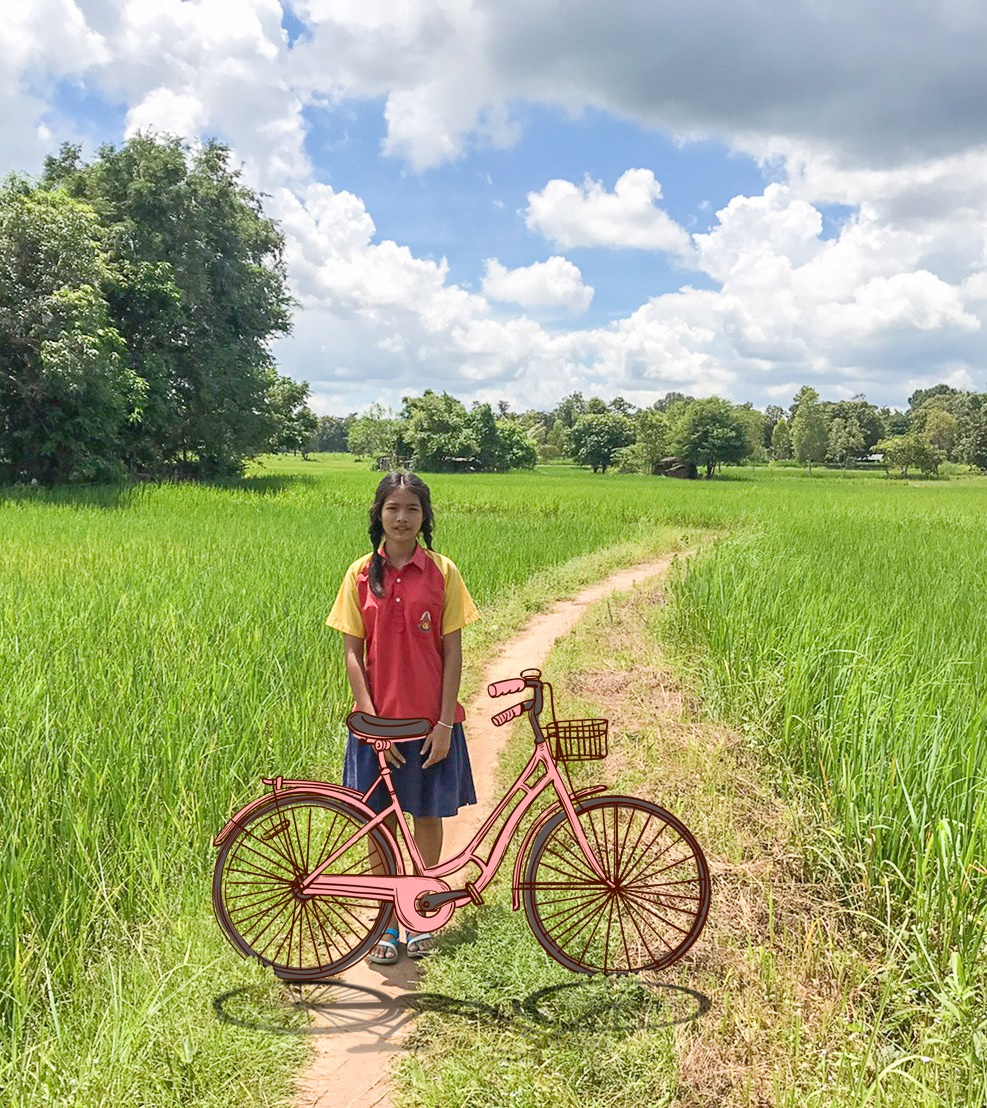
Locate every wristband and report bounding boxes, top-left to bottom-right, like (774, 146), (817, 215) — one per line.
(436, 720), (453, 729)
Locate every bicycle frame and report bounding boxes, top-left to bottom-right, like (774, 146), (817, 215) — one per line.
(297, 704), (611, 934)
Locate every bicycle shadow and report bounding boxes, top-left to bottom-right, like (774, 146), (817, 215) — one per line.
(213, 976), (710, 1037)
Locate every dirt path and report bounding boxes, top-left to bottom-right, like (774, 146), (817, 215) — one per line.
(290, 554), (681, 1108)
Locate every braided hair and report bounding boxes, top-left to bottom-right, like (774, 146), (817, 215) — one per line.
(368, 472), (435, 597)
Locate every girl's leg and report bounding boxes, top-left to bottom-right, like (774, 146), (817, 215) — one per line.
(407, 816), (443, 957)
(369, 813), (399, 963)
(412, 815), (443, 868)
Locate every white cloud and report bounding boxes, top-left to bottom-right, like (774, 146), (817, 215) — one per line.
(481, 257), (593, 313)
(269, 182), (483, 332)
(694, 183), (823, 281)
(288, 1), (987, 173)
(125, 86), (208, 139)
(0, 1), (111, 171)
(814, 272), (980, 341)
(2, 0), (987, 414)
(525, 169), (692, 256)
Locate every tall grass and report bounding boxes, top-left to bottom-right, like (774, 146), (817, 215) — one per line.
(6, 460), (987, 1101)
(0, 464), (683, 1102)
(662, 479), (987, 1016)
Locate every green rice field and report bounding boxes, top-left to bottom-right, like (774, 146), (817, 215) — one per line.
(2, 456), (986, 1104)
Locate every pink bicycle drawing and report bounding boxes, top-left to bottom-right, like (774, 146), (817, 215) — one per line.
(213, 669), (711, 980)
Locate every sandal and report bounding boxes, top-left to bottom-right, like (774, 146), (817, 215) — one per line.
(406, 931), (434, 959)
(368, 927), (400, 965)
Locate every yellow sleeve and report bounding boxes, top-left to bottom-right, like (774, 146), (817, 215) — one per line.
(325, 560), (366, 638)
(440, 558), (479, 636)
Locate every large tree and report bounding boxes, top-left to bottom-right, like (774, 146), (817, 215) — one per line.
(465, 402), (502, 470)
(827, 415), (865, 473)
(790, 387), (828, 474)
(310, 414), (352, 453)
(828, 395), (883, 453)
(0, 187), (145, 483)
(958, 407), (987, 471)
(566, 412), (634, 473)
(553, 391), (587, 428)
(667, 397), (749, 478)
(266, 374), (318, 455)
(39, 134), (296, 477)
(877, 433), (945, 477)
(770, 418), (792, 460)
(907, 383), (961, 411)
(734, 404), (767, 465)
(494, 418), (538, 470)
(763, 404), (786, 450)
(402, 390), (473, 470)
(347, 403), (403, 460)
(878, 406), (911, 437)
(921, 407), (960, 459)
(633, 407), (670, 474)
(398, 391), (536, 471)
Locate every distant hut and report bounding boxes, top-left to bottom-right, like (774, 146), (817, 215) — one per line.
(656, 456), (698, 479)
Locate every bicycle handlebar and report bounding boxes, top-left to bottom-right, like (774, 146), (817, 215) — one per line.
(491, 702), (527, 727)
(488, 677), (527, 697)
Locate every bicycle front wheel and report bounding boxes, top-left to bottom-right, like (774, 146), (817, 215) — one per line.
(522, 795), (710, 975)
(213, 793), (397, 981)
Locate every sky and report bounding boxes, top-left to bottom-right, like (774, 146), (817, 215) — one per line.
(3, 1), (987, 417)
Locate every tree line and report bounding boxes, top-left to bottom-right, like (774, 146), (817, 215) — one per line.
(0, 135), (315, 484)
(4, 136), (985, 484)
(308, 384), (987, 477)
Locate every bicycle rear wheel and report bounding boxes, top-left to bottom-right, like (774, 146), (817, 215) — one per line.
(522, 795), (710, 975)
(213, 793), (397, 981)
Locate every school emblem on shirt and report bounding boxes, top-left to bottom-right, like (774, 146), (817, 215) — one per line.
(417, 610), (432, 633)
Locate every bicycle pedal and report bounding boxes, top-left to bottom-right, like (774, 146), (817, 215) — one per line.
(261, 820), (290, 840)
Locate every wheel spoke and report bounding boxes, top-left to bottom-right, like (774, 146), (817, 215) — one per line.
(574, 888), (613, 965)
(244, 815), (305, 875)
(527, 856), (595, 885)
(614, 803), (634, 882)
(536, 887), (611, 950)
(620, 887), (695, 939)
(577, 804), (611, 881)
(620, 884), (664, 966)
(541, 836), (595, 875)
(618, 818), (676, 888)
(228, 836), (299, 879)
(600, 890), (619, 972)
(625, 848), (698, 886)
(231, 885), (295, 928)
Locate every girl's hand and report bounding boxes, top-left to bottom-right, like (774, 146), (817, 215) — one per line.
(384, 744), (406, 769)
(420, 723), (452, 770)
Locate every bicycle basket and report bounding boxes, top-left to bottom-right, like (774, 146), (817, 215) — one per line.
(545, 718), (608, 761)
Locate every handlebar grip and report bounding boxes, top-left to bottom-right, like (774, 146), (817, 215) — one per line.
(491, 702), (525, 727)
(488, 677), (527, 698)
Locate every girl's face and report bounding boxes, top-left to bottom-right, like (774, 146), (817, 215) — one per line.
(380, 486), (423, 544)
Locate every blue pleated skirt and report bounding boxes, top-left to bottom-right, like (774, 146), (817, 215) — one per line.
(342, 722), (477, 818)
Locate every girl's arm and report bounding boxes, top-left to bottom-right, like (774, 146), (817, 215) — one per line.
(342, 634), (376, 715)
(421, 630), (462, 769)
(343, 633), (405, 768)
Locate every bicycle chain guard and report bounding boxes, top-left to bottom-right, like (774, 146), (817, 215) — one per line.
(300, 872), (457, 933)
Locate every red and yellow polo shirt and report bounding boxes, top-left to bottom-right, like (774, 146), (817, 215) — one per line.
(326, 543), (479, 725)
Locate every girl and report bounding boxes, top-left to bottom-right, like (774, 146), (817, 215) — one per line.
(325, 472), (479, 963)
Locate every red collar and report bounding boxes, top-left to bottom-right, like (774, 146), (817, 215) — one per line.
(378, 542), (428, 571)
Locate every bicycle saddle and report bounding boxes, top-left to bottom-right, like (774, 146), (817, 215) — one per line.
(347, 711), (432, 743)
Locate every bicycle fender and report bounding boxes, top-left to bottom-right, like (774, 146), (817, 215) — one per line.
(510, 786), (608, 910)
(212, 782), (370, 848)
